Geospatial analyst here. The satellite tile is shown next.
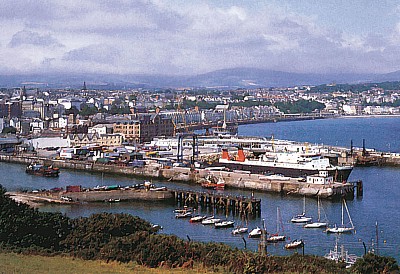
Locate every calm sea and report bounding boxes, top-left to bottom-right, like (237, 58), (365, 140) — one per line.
(1, 117), (399, 261)
(239, 116), (400, 153)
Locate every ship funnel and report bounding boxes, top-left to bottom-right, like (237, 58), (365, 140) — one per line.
(222, 149), (229, 160)
(236, 147), (246, 162)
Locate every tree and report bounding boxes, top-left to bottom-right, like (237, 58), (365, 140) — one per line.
(275, 99), (325, 114)
(79, 103), (98, 117)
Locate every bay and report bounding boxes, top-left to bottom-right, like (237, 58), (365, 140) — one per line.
(1, 116), (399, 261)
(239, 116), (400, 153)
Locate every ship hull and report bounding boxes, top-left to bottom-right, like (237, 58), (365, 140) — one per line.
(215, 162), (353, 181)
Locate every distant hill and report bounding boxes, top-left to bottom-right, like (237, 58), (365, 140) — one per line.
(0, 67), (399, 89)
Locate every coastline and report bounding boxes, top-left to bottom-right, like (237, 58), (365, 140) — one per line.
(336, 114), (400, 119)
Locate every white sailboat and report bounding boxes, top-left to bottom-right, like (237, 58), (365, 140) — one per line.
(304, 196), (328, 228)
(248, 227), (262, 238)
(267, 207), (286, 242)
(285, 239), (304, 249)
(231, 216), (248, 235)
(326, 198), (355, 233)
(291, 196), (312, 223)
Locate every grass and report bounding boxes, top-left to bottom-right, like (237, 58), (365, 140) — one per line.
(0, 252), (217, 274)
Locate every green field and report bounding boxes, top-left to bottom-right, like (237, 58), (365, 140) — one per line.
(0, 253), (215, 274)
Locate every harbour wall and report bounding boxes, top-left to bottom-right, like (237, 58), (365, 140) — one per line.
(0, 154), (354, 199)
(65, 189), (173, 202)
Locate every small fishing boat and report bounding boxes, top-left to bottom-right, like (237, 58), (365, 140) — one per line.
(215, 176), (225, 189)
(248, 227), (262, 238)
(26, 163), (60, 177)
(231, 227), (248, 235)
(201, 216), (221, 225)
(285, 239), (304, 249)
(214, 220), (235, 228)
(201, 175), (225, 190)
(189, 215), (207, 223)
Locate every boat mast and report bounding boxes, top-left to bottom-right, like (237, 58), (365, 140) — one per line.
(341, 199), (344, 227)
(303, 196), (306, 215)
(317, 196), (321, 222)
(276, 207), (279, 233)
(343, 199), (354, 229)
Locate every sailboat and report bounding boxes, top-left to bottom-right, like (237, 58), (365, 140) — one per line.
(291, 196), (312, 223)
(326, 198), (355, 233)
(231, 215), (248, 235)
(267, 207), (286, 242)
(304, 196), (328, 228)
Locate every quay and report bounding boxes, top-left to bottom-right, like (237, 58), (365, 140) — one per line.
(0, 154), (358, 200)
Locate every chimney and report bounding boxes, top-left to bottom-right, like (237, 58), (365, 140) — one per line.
(221, 149), (229, 160)
(236, 147), (246, 162)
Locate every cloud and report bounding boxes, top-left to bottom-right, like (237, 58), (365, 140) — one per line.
(0, 0), (399, 75)
(9, 30), (64, 48)
(63, 44), (121, 65)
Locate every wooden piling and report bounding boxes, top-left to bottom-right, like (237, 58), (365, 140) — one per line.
(171, 189), (261, 215)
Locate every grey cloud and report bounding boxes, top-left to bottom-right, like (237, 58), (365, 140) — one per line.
(63, 44), (121, 65)
(9, 30), (64, 48)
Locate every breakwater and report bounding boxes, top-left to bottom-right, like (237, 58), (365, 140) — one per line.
(0, 154), (356, 199)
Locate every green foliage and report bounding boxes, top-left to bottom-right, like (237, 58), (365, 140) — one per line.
(311, 81), (400, 93)
(0, 185), (70, 251)
(182, 100), (219, 110)
(351, 253), (399, 273)
(79, 103), (98, 117)
(0, 185), (397, 273)
(61, 212), (153, 259)
(108, 104), (131, 115)
(275, 99), (325, 114)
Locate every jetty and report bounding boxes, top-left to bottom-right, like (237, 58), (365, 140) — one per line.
(0, 154), (358, 200)
(8, 186), (261, 216)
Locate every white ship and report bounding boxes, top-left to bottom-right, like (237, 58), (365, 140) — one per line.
(217, 147), (353, 181)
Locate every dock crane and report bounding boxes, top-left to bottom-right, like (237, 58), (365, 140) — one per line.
(176, 133), (198, 165)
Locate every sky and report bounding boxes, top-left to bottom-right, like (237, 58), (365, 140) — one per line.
(1, 0), (400, 76)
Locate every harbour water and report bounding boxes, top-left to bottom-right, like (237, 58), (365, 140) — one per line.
(239, 116), (400, 153)
(1, 117), (400, 261)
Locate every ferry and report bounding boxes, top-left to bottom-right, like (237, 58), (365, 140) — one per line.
(216, 148), (353, 181)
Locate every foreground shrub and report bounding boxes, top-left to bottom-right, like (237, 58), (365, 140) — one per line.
(352, 253), (399, 273)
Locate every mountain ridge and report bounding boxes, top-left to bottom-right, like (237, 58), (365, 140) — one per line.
(0, 67), (399, 89)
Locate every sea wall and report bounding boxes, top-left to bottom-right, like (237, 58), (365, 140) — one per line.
(0, 154), (354, 199)
(65, 189), (173, 202)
